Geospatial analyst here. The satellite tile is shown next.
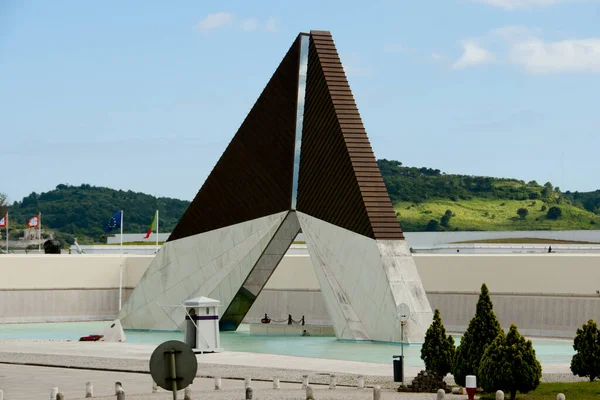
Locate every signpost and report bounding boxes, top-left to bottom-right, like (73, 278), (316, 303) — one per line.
(397, 303), (410, 387)
(150, 340), (198, 400)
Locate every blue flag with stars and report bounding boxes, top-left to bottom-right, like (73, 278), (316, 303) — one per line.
(105, 211), (122, 233)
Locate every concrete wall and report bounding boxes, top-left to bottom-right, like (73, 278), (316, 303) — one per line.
(0, 255), (148, 323)
(1, 253), (599, 338)
(250, 254), (600, 338)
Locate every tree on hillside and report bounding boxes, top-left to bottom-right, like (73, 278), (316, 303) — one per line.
(547, 206), (562, 220)
(421, 309), (455, 378)
(517, 208), (529, 219)
(440, 209), (454, 228)
(570, 319), (600, 382)
(425, 219), (440, 231)
(453, 283), (502, 387)
(479, 324), (542, 400)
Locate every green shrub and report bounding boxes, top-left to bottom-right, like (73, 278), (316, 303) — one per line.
(541, 205), (547, 211)
(571, 319), (600, 382)
(547, 206), (562, 219)
(517, 208), (529, 219)
(453, 283), (502, 386)
(425, 219), (440, 232)
(421, 309), (455, 377)
(479, 324), (542, 400)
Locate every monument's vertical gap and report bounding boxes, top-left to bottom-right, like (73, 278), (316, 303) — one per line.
(291, 34), (310, 210)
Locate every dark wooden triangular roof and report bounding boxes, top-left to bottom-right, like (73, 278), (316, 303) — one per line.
(296, 31), (404, 240)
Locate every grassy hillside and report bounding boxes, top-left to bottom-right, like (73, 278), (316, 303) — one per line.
(394, 198), (600, 231)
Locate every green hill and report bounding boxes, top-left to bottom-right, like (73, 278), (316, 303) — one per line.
(5, 184), (189, 245)
(378, 159), (600, 231)
(1, 160), (599, 246)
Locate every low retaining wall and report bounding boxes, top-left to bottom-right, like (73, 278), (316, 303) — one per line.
(0, 288), (133, 324)
(0, 253), (598, 338)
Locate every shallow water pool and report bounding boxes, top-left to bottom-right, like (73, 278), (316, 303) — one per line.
(0, 321), (574, 367)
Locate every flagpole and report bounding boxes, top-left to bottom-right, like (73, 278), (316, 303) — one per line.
(155, 209), (159, 252)
(38, 212), (42, 253)
(5, 212), (8, 253)
(119, 210), (123, 311)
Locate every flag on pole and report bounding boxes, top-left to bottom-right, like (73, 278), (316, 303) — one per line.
(105, 211), (122, 233)
(144, 211), (157, 239)
(0, 215), (6, 228)
(27, 215), (40, 228)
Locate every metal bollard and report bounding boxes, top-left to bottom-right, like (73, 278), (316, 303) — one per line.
(85, 382), (93, 398)
(373, 385), (381, 400)
(184, 386), (192, 400)
(115, 382), (124, 394)
(306, 385), (314, 400)
(557, 394), (566, 400)
(152, 380), (158, 393)
(116, 392), (125, 400)
(244, 377), (252, 389)
(0, 389), (3, 400)
(437, 388), (445, 399)
(329, 374), (336, 389)
(302, 375), (309, 389)
(496, 390), (504, 400)
(245, 387), (253, 400)
(51, 387), (59, 400)
(357, 375), (365, 389)
(57, 394), (65, 400)
(273, 377), (280, 389)
(215, 376), (222, 390)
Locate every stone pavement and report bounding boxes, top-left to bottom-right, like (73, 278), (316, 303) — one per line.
(0, 365), (440, 400)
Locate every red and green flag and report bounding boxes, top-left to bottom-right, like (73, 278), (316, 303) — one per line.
(144, 211), (157, 238)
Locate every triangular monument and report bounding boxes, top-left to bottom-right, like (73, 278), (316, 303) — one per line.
(119, 31), (432, 342)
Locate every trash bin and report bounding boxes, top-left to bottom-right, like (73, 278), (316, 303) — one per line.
(393, 355), (403, 382)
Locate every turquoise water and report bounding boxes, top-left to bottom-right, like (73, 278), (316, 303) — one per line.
(0, 322), (574, 367)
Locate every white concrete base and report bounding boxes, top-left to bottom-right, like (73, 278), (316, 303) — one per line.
(95, 319), (126, 342)
(119, 212), (288, 330)
(297, 212), (432, 343)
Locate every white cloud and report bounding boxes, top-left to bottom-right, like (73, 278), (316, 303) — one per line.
(452, 40), (495, 69)
(470, 0), (589, 10)
(240, 18), (258, 31)
(454, 25), (600, 74)
(509, 38), (600, 73)
(265, 17), (279, 32)
(195, 12), (233, 32)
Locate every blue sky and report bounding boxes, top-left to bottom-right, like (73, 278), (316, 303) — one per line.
(1, 0), (599, 203)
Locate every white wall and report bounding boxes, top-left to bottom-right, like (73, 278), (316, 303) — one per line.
(2, 252), (599, 295)
(0, 254), (149, 290)
(1, 252), (598, 337)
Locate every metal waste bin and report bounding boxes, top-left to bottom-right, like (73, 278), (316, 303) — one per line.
(393, 355), (403, 382)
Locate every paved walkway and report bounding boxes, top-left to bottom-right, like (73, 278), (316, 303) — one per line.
(0, 339), (414, 377)
(0, 365), (439, 400)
